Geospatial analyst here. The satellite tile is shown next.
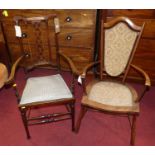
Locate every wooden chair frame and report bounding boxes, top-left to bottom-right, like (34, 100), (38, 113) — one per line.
(5, 14), (80, 139)
(76, 16), (151, 145)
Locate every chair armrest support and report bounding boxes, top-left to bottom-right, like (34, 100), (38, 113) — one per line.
(131, 64), (151, 87)
(81, 61), (100, 78)
(80, 61), (100, 95)
(5, 54), (26, 85)
(59, 52), (81, 76)
(130, 64), (151, 101)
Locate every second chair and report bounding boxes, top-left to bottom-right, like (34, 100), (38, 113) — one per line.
(76, 16), (151, 145)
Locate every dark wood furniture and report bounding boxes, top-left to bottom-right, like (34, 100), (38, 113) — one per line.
(0, 9), (97, 72)
(1, 9), (154, 84)
(99, 9), (155, 84)
(4, 14), (79, 139)
(76, 17), (151, 145)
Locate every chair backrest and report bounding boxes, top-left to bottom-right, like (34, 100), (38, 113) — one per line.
(14, 14), (60, 69)
(100, 16), (144, 82)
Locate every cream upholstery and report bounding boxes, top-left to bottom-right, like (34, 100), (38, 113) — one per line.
(104, 22), (138, 76)
(88, 81), (134, 107)
(20, 74), (73, 105)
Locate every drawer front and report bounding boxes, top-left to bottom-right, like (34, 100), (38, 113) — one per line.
(59, 47), (94, 70)
(59, 28), (94, 48)
(3, 24), (95, 49)
(0, 10), (45, 21)
(50, 9), (96, 28)
(2, 23), (56, 45)
(1, 9), (97, 28)
(8, 43), (93, 70)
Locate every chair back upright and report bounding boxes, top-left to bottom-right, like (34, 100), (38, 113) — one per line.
(14, 14), (60, 70)
(100, 17), (144, 82)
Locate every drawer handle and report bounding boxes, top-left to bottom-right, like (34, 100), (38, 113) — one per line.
(22, 33), (27, 38)
(65, 16), (72, 22)
(66, 35), (72, 40)
(24, 52), (30, 58)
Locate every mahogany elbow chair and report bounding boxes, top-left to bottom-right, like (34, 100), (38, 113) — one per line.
(75, 16), (151, 145)
(4, 14), (80, 139)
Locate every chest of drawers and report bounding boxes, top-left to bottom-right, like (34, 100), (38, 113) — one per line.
(0, 9), (97, 71)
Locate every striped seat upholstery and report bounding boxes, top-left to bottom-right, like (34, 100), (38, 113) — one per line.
(20, 74), (73, 106)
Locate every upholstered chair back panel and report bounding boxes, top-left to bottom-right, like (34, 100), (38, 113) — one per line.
(104, 22), (138, 77)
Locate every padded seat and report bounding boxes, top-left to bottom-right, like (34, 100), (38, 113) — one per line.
(82, 80), (139, 113)
(20, 74), (73, 106)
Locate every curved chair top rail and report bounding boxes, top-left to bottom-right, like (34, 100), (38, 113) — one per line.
(103, 16), (144, 32)
(13, 14), (57, 25)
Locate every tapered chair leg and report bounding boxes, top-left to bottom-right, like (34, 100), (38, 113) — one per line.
(70, 103), (75, 131)
(130, 115), (137, 146)
(75, 105), (87, 133)
(20, 107), (31, 139)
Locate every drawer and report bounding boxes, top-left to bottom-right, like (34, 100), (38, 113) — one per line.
(1, 9), (97, 28)
(3, 23), (95, 49)
(3, 23), (56, 45)
(0, 10), (45, 21)
(44, 9), (97, 28)
(59, 47), (94, 71)
(8, 43), (93, 70)
(60, 47), (93, 62)
(108, 9), (155, 19)
(59, 28), (94, 48)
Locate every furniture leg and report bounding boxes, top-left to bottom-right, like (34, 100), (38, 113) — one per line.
(20, 106), (31, 139)
(75, 105), (87, 133)
(130, 115), (137, 146)
(69, 103), (75, 131)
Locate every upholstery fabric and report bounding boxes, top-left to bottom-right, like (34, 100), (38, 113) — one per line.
(88, 81), (134, 107)
(0, 63), (8, 88)
(20, 74), (73, 105)
(104, 22), (138, 76)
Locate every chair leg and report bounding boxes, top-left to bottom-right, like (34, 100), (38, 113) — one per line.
(20, 107), (31, 139)
(70, 103), (75, 131)
(130, 115), (137, 146)
(75, 105), (87, 133)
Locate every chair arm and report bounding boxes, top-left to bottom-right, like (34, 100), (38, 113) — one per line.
(59, 52), (81, 76)
(79, 61), (100, 95)
(5, 54), (25, 85)
(81, 61), (100, 78)
(130, 64), (151, 101)
(131, 64), (151, 87)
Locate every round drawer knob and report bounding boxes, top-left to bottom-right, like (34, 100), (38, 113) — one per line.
(25, 53), (30, 58)
(66, 35), (72, 40)
(22, 33), (27, 38)
(65, 16), (72, 22)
